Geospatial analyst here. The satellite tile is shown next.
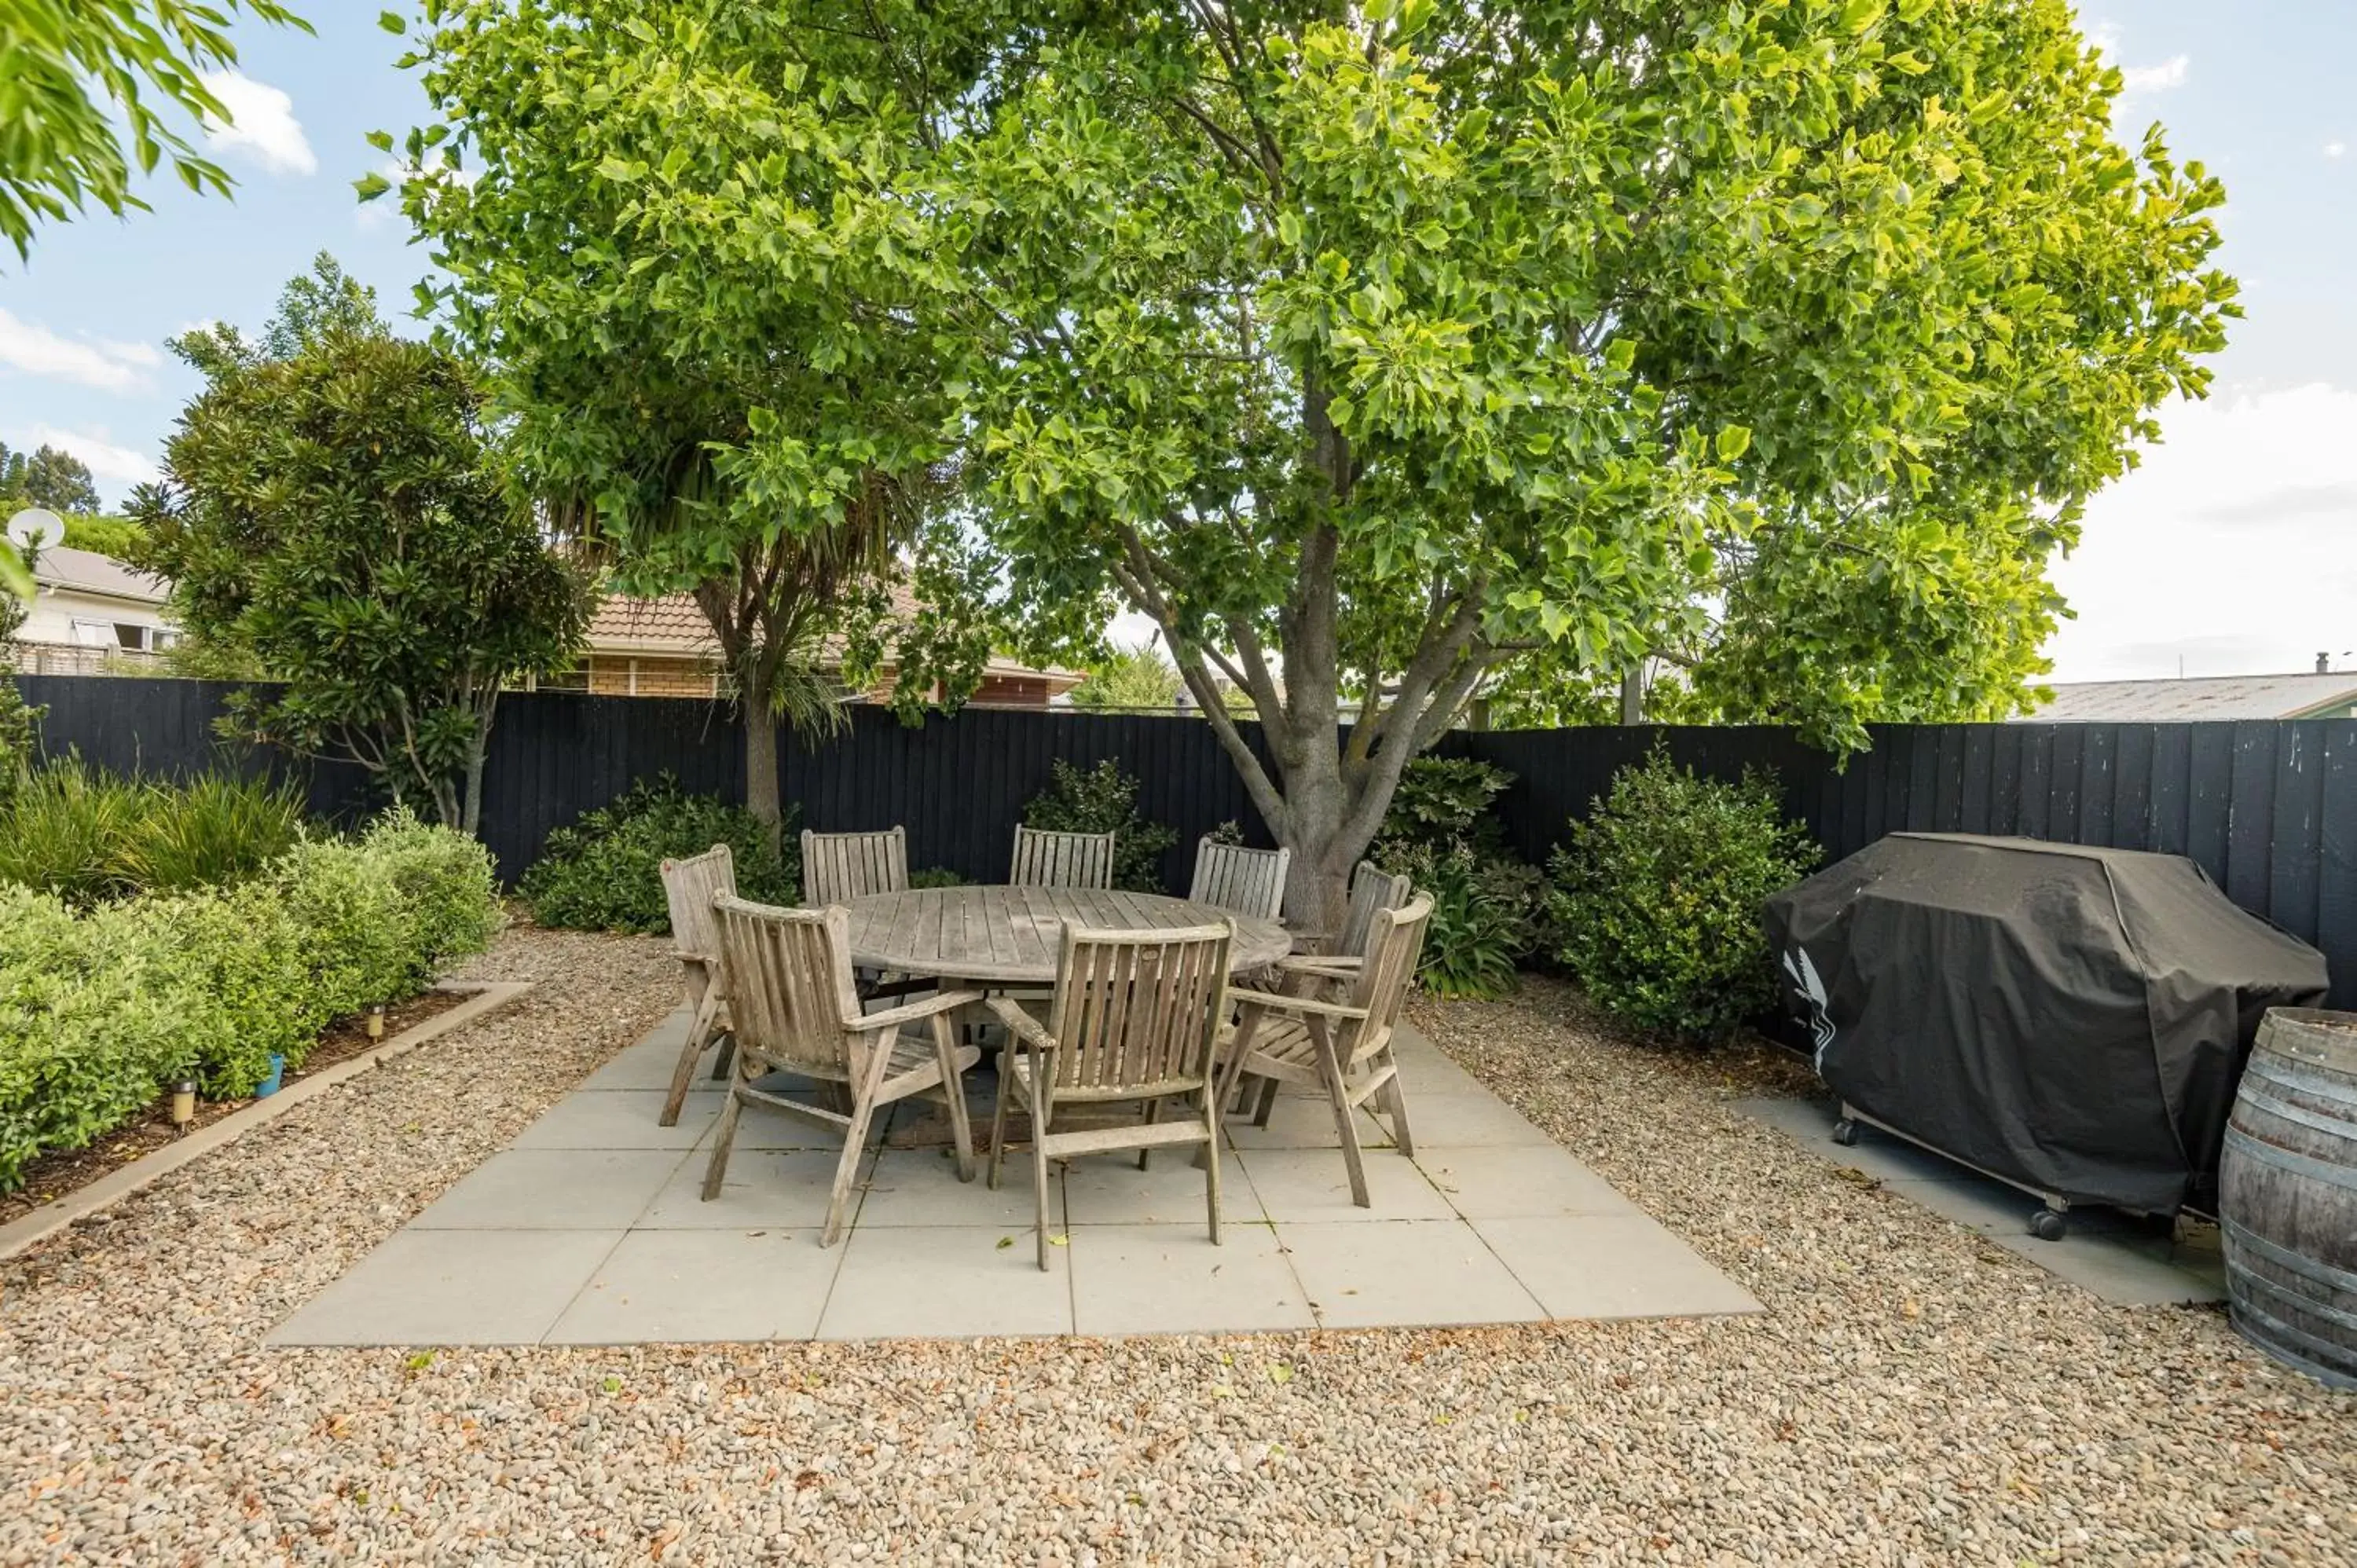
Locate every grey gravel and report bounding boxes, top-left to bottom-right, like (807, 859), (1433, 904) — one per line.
(3, 949), (2352, 1564)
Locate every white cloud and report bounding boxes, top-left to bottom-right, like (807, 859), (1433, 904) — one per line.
(0, 310), (159, 394)
(2118, 54), (2190, 94)
(200, 70), (316, 176)
(2327, 141), (2348, 160)
(2, 424), (160, 495)
(2044, 383), (2357, 680)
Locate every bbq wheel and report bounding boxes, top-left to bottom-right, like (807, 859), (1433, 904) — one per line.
(1830, 1118), (1860, 1148)
(2029, 1208), (2068, 1242)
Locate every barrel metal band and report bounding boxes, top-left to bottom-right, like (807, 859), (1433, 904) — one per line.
(2223, 1126), (2357, 1193)
(2231, 1083), (2357, 1146)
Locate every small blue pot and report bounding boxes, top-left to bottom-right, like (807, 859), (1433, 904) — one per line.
(253, 1053), (287, 1098)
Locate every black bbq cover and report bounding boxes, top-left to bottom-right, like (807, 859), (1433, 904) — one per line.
(1765, 833), (2329, 1214)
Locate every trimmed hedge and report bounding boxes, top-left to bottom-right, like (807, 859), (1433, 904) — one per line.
(0, 808), (503, 1189)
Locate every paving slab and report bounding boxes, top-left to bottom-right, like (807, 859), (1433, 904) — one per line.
(1071, 1222), (1315, 1335)
(270, 1228), (621, 1346)
(273, 1017), (1760, 1344)
(818, 1225), (1076, 1339)
(1417, 1144), (1644, 1219)
(545, 1229), (839, 1344)
(1238, 1145), (1453, 1222)
(1473, 1215), (1763, 1319)
(1736, 1094), (2227, 1306)
(412, 1149), (687, 1230)
(1279, 1219), (1547, 1328)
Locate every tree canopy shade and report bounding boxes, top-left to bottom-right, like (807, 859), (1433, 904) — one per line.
(374, 2), (999, 842)
(940, 0), (2234, 921)
(134, 324), (588, 835)
(0, 0), (310, 260)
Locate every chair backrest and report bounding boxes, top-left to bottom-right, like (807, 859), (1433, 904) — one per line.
(660, 843), (737, 962)
(1188, 837), (1290, 921)
(1010, 824), (1116, 889)
(1342, 895), (1435, 1064)
(801, 826), (908, 906)
(1337, 860), (1414, 958)
(1042, 921), (1234, 1097)
(713, 894), (863, 1076)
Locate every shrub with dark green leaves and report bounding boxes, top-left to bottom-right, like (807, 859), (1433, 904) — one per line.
(1021, 758), (1177, 892)
(520, 775), (797, 932)
(1548, 752), (1818, 1040)
(908, 866), (967, 889)
(1372, 756), (1538, 999)
(0, 759), (146, 904)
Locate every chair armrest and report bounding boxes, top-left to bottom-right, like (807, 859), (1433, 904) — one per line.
(674, 950), (716, 971)
(1277, 954), (1362, 977)
(1234, 990), (1371, 1024)
(984, 996), (1058, 1054)
(853, 989), (985, 1032)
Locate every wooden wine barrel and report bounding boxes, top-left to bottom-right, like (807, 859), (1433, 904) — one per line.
(2220, 1008), (2357, 1390)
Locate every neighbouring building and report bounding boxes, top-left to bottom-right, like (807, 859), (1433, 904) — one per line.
(2021, 670), (2357, 724)
(13, 547), (178, 674)
(555, 589), (1083, 709)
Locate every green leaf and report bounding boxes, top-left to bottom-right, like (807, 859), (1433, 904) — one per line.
(1604, 339), (1637, 373)
(379, 10), (405, 34)
(352, 172), (392, 202)
(1715, 425), (1752, 462)
(1838, 0), (1886, 34)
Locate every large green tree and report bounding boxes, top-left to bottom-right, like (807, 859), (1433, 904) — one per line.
(376, 2), (997, 842)
(0, 441), (100, 515)
(943, 0), (2234, 923)
(0, 0), (310, 260)
(135, 324), (588, 835)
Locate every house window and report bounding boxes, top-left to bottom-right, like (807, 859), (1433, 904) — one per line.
(71, 619), (168, 653)
(538, 667), (590, 693)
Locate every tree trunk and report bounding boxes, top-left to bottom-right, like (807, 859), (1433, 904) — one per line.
(460, 686), (496, 839)
(1621, 663), (1645, 725)
(742, 683), (783, 855)
(1268, 738), (1375, 941)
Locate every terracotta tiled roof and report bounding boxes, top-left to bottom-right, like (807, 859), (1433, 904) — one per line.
(583, 583), (1080, 691)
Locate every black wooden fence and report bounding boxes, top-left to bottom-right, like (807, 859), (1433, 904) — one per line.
(20, 676), (2357, 1006)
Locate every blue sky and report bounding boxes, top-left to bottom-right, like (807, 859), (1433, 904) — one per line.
(2, 4), (2350, 683)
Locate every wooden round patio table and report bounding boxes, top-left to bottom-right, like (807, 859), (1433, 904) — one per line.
(842, 885), (1289, 987)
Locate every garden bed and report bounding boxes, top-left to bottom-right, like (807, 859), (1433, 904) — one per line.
(0, 988), (468, 1229)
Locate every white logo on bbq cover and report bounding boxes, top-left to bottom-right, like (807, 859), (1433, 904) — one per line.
(1782, 946), (1835, 1068)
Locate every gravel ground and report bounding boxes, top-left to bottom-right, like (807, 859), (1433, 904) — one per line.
(4, 948), (2353, 1565)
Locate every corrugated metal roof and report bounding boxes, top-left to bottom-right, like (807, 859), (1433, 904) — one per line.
(31, 546), (170, 606)
(2021, 672), (2357, 722)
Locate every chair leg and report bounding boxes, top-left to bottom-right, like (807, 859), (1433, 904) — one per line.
(1253, 1075), (1281, 1128)
(700, 1086), (744, 1201)
(708, 1032), (735, 1082)
(823, 1095), (874, 1248)
(1312, 1019), (1370, 1208)
(1031, 1102), (1054, 1273)
(1380, 1051), (1414, 1159)
(933, 1014), (977, 1183)
(1137, 1096), (1160, 1171)
(661, 989), (720, 1127)
(1202, 1089), (1222, 1246)
(987, 1068), (1014, 1192)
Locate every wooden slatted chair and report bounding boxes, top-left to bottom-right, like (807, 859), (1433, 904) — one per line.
(1232, 860), (1412, 1114)
(703, 896), (985, 1246)
(658, 844), (737, 1127)
(984, 920), (1235, 1269)
(1009, 824), (1116, 889)
(801, 826), (908, 904)
(1187, 837), (1290, 921)
(1219, 896), (1434, 1208)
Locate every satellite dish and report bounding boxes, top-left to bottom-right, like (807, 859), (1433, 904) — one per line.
(5, 507), (64, 555)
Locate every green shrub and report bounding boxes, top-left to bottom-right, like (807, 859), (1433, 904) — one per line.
(908, 866), (967, 888)
(359, 807), (504, 980)
(273, 834), (416, 1017)
(0, 886), (192, 1189)
(1547, 752), (1819, 1040)
(1021, 758), (1177, 892)
(519, 775), (797, 933)
(112, 883), (319, 1095)
(0, 759), (146, 904)
(114, 771), (306, 893)
(1372, 756), (1538, 998)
